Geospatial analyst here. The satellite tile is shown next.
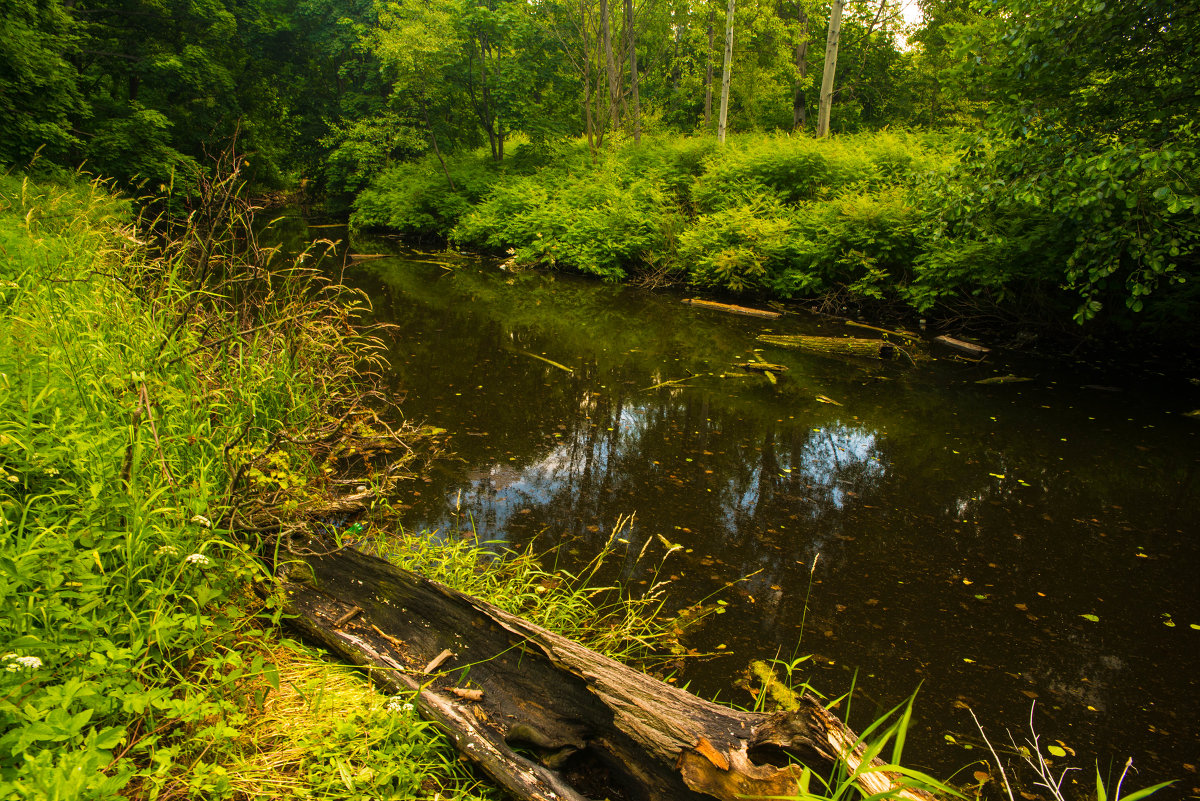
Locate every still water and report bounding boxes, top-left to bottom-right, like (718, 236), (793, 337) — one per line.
(319, 227), (1198, 795)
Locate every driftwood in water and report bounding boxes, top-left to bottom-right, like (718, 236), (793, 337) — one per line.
(845, 320), (921, 343)
(683, 298), (782, 319)
(347, 253), (387, 262)
(757, 333), (896, 360)
(933, 335), (989, 358)
(280, 544), (938, 801)
(734, 361), (788, 374)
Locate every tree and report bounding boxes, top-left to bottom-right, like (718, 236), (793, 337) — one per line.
(0, 0), (83, 166)
(815, 0), (843, 136)
(935, 0), (1200, 323)
(716, 0), (734, 141)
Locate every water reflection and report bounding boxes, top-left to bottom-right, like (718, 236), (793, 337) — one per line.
(342, 247), (1200, 796)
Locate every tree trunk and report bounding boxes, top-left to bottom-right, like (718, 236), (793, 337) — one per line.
(816, 0), (844, 137)
(792, 4), (809, 130)
(583, 0), (597, 159)
(602, 0), (620, 131)
(624, 0), (641, 143)
(423, 102), (457, 192)
(717, 0), (734, 143)
(279, 543), (940, 801)
(704, 9), (715, 127)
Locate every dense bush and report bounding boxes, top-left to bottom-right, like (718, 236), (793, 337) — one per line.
(352, 149), (504, 238)
(353, 127), (1200, 339)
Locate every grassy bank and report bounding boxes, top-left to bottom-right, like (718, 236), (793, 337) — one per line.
(351, 131), (1200, 348)
(0, 170), (683, 799)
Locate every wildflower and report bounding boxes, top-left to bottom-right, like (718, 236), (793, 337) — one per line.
(155, 545), (180, 557)
(4, 654), (42, 671)
(6, 476), (16, 483)
(185, 553), (212, 567)
(386, 697), (414, 714)
(43, 467), (59, 476)
(190, 514), (212, 528)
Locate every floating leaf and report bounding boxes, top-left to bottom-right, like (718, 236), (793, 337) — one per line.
(1080, 614), (1099, 622)
(1047, 745), (1067, 757)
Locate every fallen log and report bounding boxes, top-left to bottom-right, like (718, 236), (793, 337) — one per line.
(279, 543), (940, 801)
(757, 333), (897, 360)
(682, 298), (782, 319)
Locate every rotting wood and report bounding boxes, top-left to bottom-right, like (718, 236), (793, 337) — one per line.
(757, 333), (896, 360)
(347, 253), (387, 261)
(279, 543), (941, 801)
(682, 298), (782, 319)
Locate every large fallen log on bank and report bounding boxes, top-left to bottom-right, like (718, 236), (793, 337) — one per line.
(279, 543), (939, 801)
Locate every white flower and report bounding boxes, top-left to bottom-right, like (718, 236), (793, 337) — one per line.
(386, 697), (415, 714)
(190, 515), (212, 528)
(4, 654), (42, 671)
(155, 545), (180, 557)
(185, 553), (212, 567)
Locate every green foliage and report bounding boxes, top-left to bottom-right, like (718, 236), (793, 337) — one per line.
(356, 132), (951, 298)
(452, 151), (680, 281)
(0, 0), (83, 166)
(0, 174), (274, 798)
(353, 149), (504, 237)
(940, 0), (1200, 324)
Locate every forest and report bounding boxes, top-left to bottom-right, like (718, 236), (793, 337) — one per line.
(3, 0), (1198, 342)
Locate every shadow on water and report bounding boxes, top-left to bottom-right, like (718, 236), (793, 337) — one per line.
(281, 214), (1200, 796)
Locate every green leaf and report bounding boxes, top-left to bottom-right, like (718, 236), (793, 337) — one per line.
(1080, 613), (1099, 622)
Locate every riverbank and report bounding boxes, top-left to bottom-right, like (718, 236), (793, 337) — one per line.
(0, 171), (685, 799)
(350, 131), (1199, 360)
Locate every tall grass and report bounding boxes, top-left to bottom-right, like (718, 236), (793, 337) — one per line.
(0, 166), (496, 799)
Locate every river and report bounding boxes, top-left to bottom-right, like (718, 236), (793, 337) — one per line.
(292, 216), (1200, 797)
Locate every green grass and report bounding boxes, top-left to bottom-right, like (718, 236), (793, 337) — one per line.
(0, 170), (499, 799)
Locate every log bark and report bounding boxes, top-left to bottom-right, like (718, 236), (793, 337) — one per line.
(683, 298), (781, 318)
(278, 543), (939, 801)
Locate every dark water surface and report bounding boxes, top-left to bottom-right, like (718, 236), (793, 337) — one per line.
(307, 221), (1199, 794)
